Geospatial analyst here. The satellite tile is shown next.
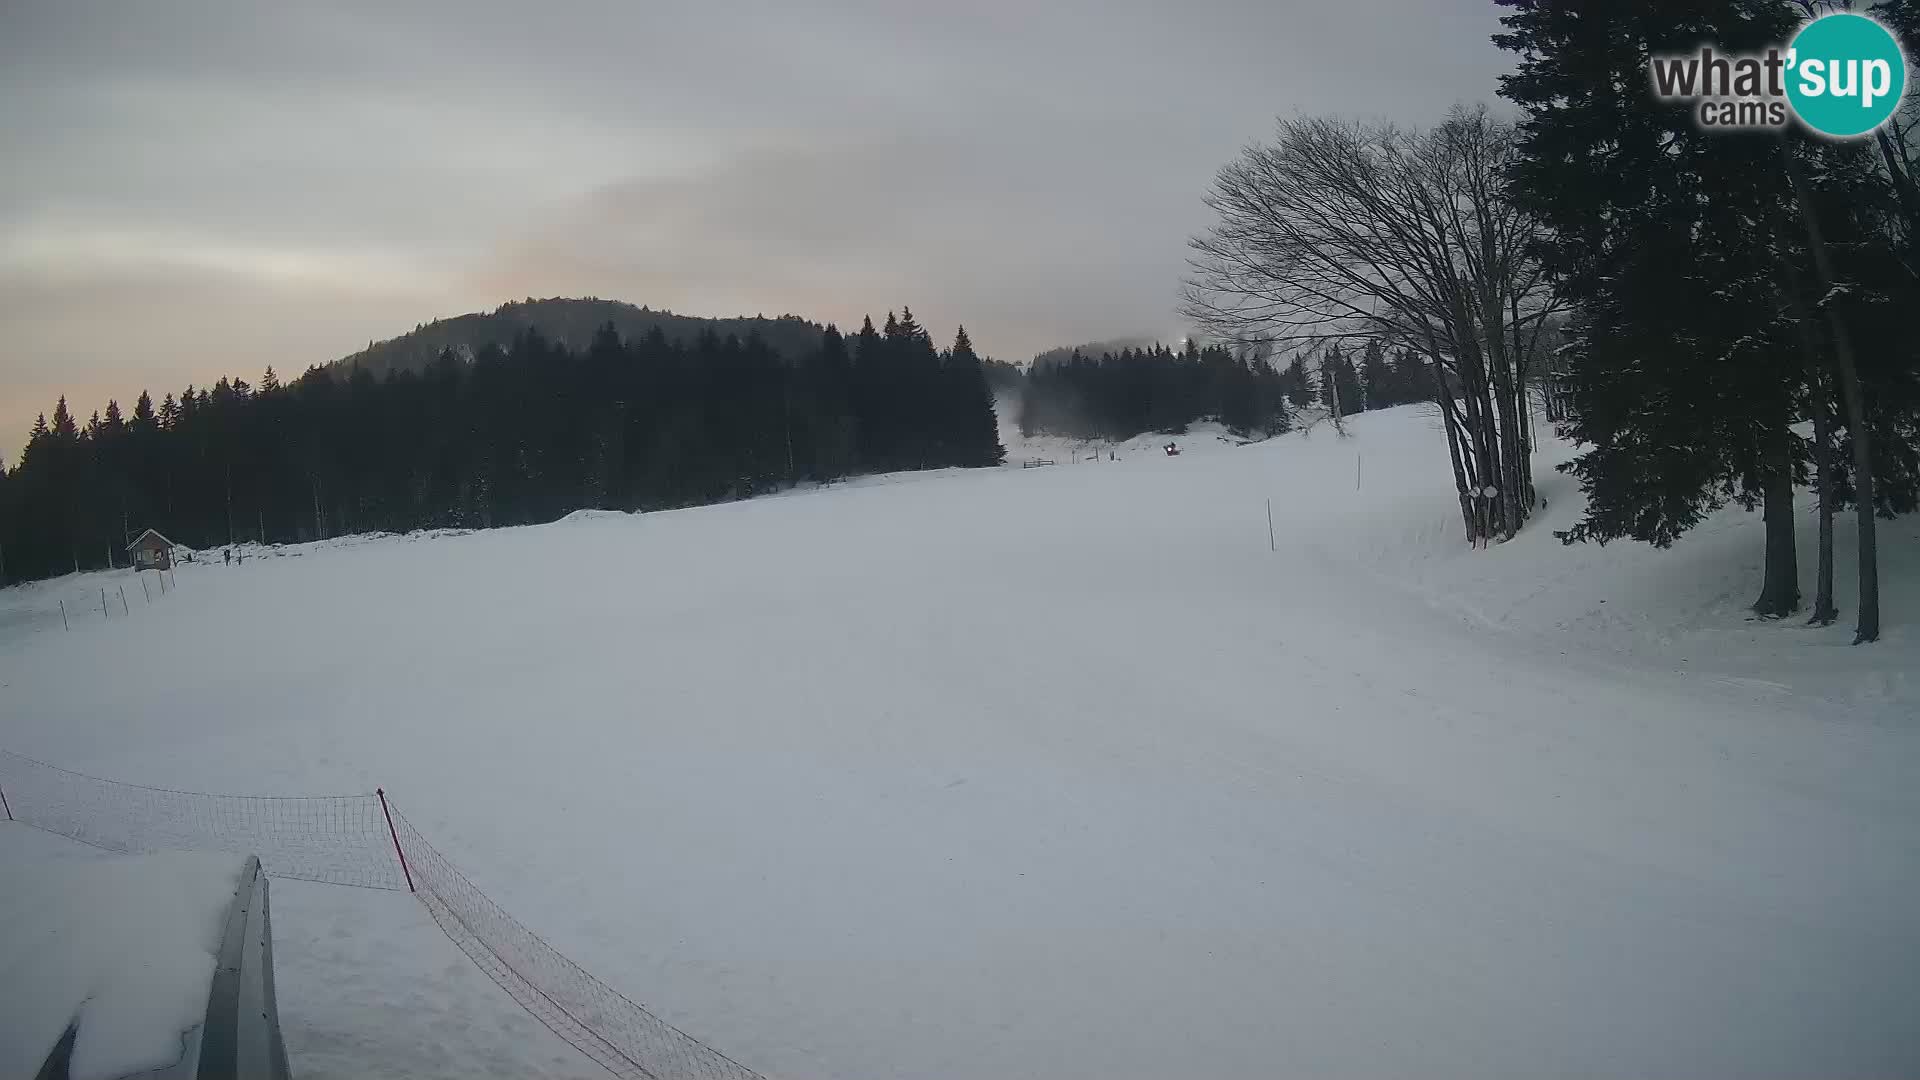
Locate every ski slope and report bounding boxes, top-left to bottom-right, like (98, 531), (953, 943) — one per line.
(2, 405), (1916, 1079)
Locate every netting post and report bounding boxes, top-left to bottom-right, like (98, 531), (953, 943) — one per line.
(377, 788), (415, 892)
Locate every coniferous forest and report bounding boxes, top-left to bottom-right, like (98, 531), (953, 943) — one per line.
(1014, 338), (1432, 443)
(0, 307), (1002, 583)
(1016, 341), (1289, 442)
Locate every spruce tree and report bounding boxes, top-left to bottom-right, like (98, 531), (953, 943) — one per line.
(853, 315), (891, 468)
(1284, 355), (1314, 410)
(1359, 340), (1393, 410)
(1390, 349), (1432, 405)
(1320, 347), (1362, 419)
(1497, 0), (1812, 618)
(945, 326), (1006, 466)
(51, 397), (77, 439)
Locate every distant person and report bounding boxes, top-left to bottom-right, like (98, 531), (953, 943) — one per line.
(224, 548), (231, 566)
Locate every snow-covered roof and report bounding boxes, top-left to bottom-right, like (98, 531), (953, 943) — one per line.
(127, 528), (176, 550)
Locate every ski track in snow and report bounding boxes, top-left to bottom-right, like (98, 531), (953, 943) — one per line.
(1, 405), (1916, 1079)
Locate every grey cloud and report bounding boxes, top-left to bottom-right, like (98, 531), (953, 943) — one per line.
(0, 0), (1512, 460)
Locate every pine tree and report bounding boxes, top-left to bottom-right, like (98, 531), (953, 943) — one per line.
(806, 325), (858, 481)
(945, 326), (1006, 466)
(1321, 347), (1362, 419)
(1359, 340), (1393, 410)
(51, 397), (77, 440)
(1497, 0), (1810, 617)
(1389, 349), (1432, 406)
(1284, 356), (1314, 410)
(853, 315), (890, 468)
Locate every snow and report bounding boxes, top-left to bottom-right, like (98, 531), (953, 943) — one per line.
(1, 404), (1916, 1079)
(269, 877), (603, 1080)
(0, 825), (244, 1080)
(992, 393), (1265, 468)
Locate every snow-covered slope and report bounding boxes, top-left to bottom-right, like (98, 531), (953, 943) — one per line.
(1, 406), (1915, 1079)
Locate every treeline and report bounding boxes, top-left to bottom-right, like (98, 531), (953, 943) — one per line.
(1014, 338), (1435, 443)
(0, 308), (1002, 584)
(1308, 340), (1436, 418)
(1016, 341), (1292, 441)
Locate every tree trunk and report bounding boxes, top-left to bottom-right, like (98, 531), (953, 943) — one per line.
(1781, 262), (1838, 625)
(1513, 302), (1538, 511)
(1483, 305), (1527, 538)
(1325, 356), (1347, 436)
(1752, 432), (1801, 617)
(1449, 297), (1499, 532)
(1423, 330), (1479, 544)
(1784, 141), (1879, 643)
(1441, 386), (1476, 543)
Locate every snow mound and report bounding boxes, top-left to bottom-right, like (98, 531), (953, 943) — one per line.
(553, 509), (634, 525)
(0, 826), (245, 1080)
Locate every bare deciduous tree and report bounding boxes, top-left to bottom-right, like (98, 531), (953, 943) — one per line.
(1183, 105), (1561, 545)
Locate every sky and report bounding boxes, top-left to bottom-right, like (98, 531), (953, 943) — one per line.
(0, 0), (1512, 465)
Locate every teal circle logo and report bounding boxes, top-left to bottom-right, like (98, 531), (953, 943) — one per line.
(1786, 13), (1907, 138)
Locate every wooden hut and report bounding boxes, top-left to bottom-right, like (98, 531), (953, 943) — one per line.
(127, 529), (177, 571)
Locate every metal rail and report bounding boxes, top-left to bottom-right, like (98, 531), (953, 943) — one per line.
(198, 855), (292, 1080)
(32, 854), (292, 1080)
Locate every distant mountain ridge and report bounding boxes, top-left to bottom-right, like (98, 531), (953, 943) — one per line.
(328, 297), (830, 380)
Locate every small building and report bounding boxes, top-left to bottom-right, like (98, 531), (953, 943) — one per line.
(127, 528), (177, 571)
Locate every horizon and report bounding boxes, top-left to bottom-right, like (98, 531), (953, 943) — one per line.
(0, 0), (1510, 467)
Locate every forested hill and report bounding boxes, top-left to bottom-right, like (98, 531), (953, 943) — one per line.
(330, 298), (828, 380)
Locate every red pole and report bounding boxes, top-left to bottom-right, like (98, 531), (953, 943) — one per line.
(377, 788), (415, 893)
